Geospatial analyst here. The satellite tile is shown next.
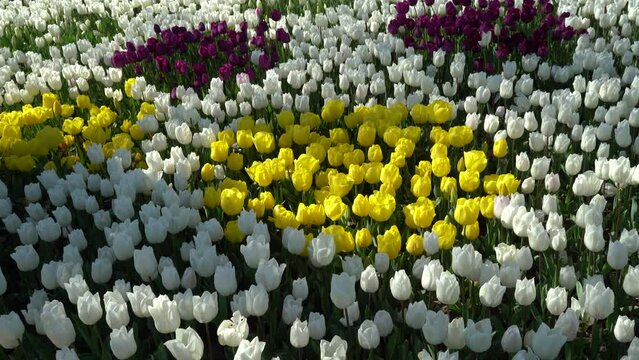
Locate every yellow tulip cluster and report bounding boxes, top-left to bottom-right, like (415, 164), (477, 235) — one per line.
(199, 99), (520, 258)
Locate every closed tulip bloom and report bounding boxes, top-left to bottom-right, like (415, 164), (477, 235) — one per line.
(309, 232), (336, 267)
(607, 241), (628, 270)
(292, 277), (308, 301)
(290, 318), (309, 348)
(464, 319), (492, 353)
(530, 157), (551, 180)
(584, 225), (605, 252)
(320, 335), (348, 359)
(436, 271), (460, 305)
(308, 312), (326, 340)
(614, 315), (635, 343)
(110, 327), (137, 359)
(374, 310), (394, 337)
(501, 325), (522, 353)
(546, 287), (568, 316)
(240, 235), (270, 269)
(77, 291), (102, 325)
(331, 272), (356, 309)
(40, 300), (75, 349)
(609, 157), (631, 187)
(584, 282), (614, 320)
(360, 265), (379, 293)
(405, 301), (428, 330)
(214, 263), (237, 296)
(444, 317), (466, 350)
(282, 295), (303, 325)
(245, 284), (268, 317)
(217, 311), (249, 347)
(530, 323), (566, 360)
(554, 309), (579, 341)
(623, 265), (639, 296)
(104, 291), (129, 330)
(374, 253), (390, 274)
(234, 337), (265, 360)
(515, 278), (536, 306)
(479, 276), (506, 307)
(148, 295), (180, 334)
(0, 312), (25, 349)
(358, 320), (380, 349)
(421, 259), (443, 291)
(192, 291), (218, 324)
(255, 258), (286, 292)
(11, 245), (39, 271)
(390, 270), (411, 301)
(422, 310), (449, 345)
(164, 327), (204, 360)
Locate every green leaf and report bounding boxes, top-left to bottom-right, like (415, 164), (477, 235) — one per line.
(152, 345), (169, 360)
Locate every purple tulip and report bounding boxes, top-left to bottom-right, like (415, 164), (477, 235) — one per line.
(270, 10), (282, 21)
(276, 28), (290, 43)
(175, 60), (189, 74)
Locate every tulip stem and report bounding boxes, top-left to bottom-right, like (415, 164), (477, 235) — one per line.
(205, 323), (213, 360)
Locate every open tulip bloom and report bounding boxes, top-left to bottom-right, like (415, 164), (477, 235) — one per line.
(1, 0), (639, 358)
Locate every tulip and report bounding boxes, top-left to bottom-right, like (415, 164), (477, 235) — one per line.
(104, 291), (129, 330)
(11, 245), (39, 271)
(422, 310), (449, 345)
(444, 317), (466, 350)
(339, 301), (360, 327)
(614, 315), (635, 343)
(546, 287), (568, 316)
(320, 335), (347, 360)
(214, 263), (237, 296)
(358, 320), (380, 350)
(255, 258), (286, 292)
(309, 232), (336, 267)
(193, 291), (218, 324)
(330, 272), (356, 309)
(623, 265), (639, 297)
(148, 295), (180, 334)
(282, 227), (306, 255)
(164, 327), (204, 360)
(530, 323), (566, 360)
(109, 327), (137, 360)
(245, 284), (268, 317)
(404, 301), (428, 330)
(479, 276), (506, 307)
(554, 308), (579, 341)
(77, 291), (102, 325)
(436, 271), (460, 305)
(422, 260), (443, 291)
(0, 312), (25, 349)
(356, 265), (377, 296)
(607, 241), (629, 270)
(374, 253), (390, 273)
(282, 295), (303, 325)
(308, 312), (326, 340)
(40, 300), (76, 349)
(390, 269), (411, 301)
(240, 235), (270, 269)
(234, 337), (265, 360)
(217, 311), (249, 347)
(501, 325), (522, 353)
(290, 318), (309, 348)
(126, 285), (155, 318)
(515, 278), (536, 306)
(464, 319), (492, 353)
(292, 278), (308, 301)
(530, 157), (551, 180)
(584, 225), (605, 253)
(584, 282), (614, 320)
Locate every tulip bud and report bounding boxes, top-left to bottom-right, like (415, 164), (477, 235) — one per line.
(290, 319), (310, 348)
(514, 278), (536, 306)
(358, 320), (380, 349)
(501, 325), (522, 353)
(546, 287), (568, 316)
(0, 312), (25, 349)
(110, 327), (137, 359)
(77, 291), (102, 325)
(390, 270), (411, 301)
(464, 319), (492, 353)
(614, 315), (635, 343)
(308, 312), (326, 340)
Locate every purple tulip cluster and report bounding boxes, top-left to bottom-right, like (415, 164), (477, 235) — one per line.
(389, 0), (583, 72)
(110, 11), (289, 91)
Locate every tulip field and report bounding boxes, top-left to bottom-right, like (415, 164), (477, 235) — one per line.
(1, 0), (639, 359)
